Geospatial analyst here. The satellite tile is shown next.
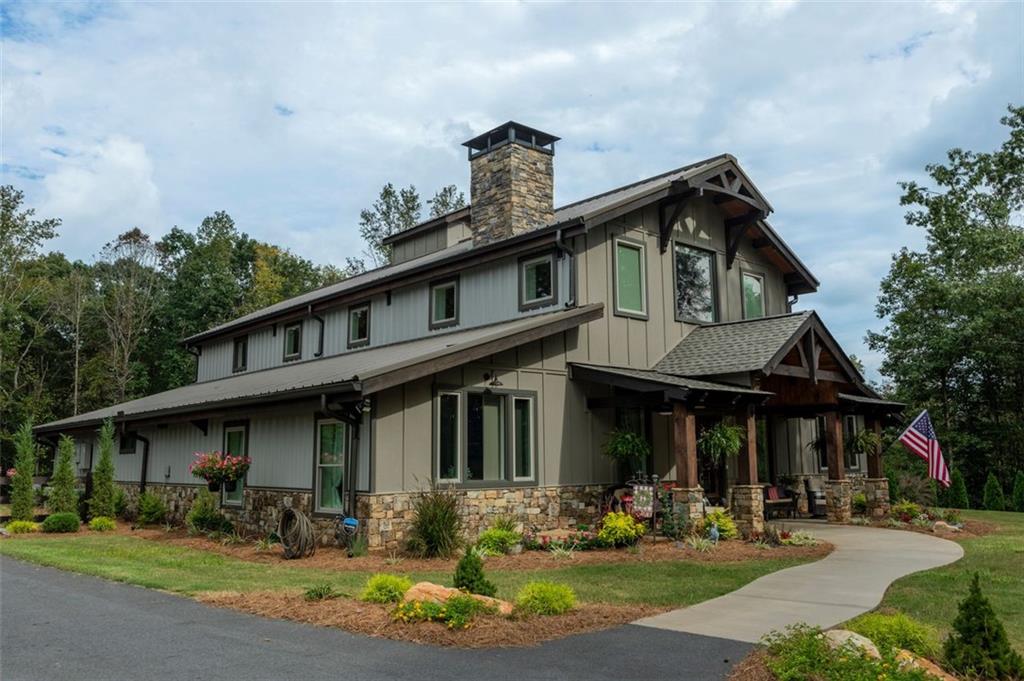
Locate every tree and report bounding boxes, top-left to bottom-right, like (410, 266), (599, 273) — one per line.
(1012, 471), (1024, 513)
(943, 573), (1023, 679)
(983, 472), (1006, 511)
(358, 183), (422, 267)
(452, 548), (497, 597)
(10, 421), (38, 521)
(54, 263), (94, 415)
(944, 468), (970, 509)
(47, 435), (79, 517)
(428, 184), (466, 218)
(88, 419), (117, 519)
(867, 107), (1024, 503)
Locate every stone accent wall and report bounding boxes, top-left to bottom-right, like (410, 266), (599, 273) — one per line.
(671, 487), (705, 521)
(825, 479), (853, 523)
(730, 484), (765, 536)
(862, 478), (891, 519)
(469, 143), (554, 244)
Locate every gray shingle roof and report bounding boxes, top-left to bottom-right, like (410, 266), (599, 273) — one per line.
(569, 363), (771, 396)
(655, 311), (813, 377)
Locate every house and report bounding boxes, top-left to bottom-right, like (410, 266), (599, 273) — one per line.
(35, 121), (900, 547)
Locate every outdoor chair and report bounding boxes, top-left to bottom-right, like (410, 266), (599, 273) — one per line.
(804, 478), (827, 518)
(763, 485), (797, 519)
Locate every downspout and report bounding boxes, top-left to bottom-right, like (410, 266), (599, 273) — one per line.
(787, 294), (799, 313)
(135, 432), (151, 495)
(308, 304), (325, 357)
(555, 228), (577, 307)
(320, 394), (363, 518)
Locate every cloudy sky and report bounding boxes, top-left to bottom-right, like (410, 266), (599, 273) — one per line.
(3, 1), (1021, 379)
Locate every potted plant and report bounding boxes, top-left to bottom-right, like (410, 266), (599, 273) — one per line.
(220, 454), (251, 493)
(189, 451), (226, 492)
(602, 429), (651, 478)
(698, 421), (745, 464)
(847, 429), (881, 464)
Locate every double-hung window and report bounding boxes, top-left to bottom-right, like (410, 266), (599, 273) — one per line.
(613, 237), (647, 318)
(283, 322), (302, 361)
(742, 271), (766, 319)
(222, 423), (247, 507)
(232, 336), (248, 372)
(843, 415), (860, 470)
(348, 303), (370, 349)
(519, 253), (556, 310)
(315, 419), (347, 513)
(429, 278), (458, 329)
(674, 244), (716, 322)
(434, 390), (535, 484)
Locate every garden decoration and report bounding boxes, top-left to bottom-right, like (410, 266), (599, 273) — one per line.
(708, 522), (720, 544)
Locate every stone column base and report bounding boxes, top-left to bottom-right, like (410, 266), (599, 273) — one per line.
(730, 484), (765, 536)
(863, 478), (890, 519)
(825, 479), (853, 523)
(672, 487), (705, 522)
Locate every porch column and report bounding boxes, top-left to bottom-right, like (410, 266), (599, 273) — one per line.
(671, 402), (703, 521)
(732, 404), (764, 536)
(824, 411), (852, 523)
(863, 417), (890, 518)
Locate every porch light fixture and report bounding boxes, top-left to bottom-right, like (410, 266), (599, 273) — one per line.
(483, 371), (503, 388)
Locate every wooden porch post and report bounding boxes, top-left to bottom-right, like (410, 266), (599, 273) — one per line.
(673, 402), (698, 489)
(824, 411), (845, 481)
(867, 417), (883, 478)
(736, 404), (758, 485)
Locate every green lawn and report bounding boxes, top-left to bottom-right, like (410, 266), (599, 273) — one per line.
(878, 510), (1024, 648)
(0, 534), (813, 607)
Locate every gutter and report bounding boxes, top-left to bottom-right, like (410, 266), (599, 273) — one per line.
(135, 432), (151, 494)
(186, 345), (201, 383)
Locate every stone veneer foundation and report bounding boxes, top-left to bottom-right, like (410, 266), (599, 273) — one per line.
(862, 478), (891, 519)
(730, 484), (765, 536)
(118, 483), (606, 550)
(824, 479), (853, 523)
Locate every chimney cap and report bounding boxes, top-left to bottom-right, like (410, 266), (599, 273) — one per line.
(462, 121), (559, 159)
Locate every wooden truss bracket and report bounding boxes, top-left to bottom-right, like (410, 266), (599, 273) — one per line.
(724, 209), (765, 269)
(657, 187), (697, 254)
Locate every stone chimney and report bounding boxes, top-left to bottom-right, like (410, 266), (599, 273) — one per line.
(462, 121), (558, 245)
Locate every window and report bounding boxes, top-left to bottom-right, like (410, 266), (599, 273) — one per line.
(519, 253), (556, 310)
(675, 244), (716, 322)
(843, 415), (860, 469)
(232, 336), (248, 372)
(348, 304), (370, 348)
(467, 393), (505, 481)
(119, 432), (136, 455)
(512, 397), (534, 480)
(283, 322), (302, 361)
(436, 393), (460, 482)
(316, 420), (347, 513)
(614, 238), (647, 317)
(742, 271), (766, 319)
(429, 278), (458, 329)
(222, 423), (247, 507)
(815, 416), (828, 470)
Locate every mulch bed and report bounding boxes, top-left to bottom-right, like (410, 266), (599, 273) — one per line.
(728, 649), (776, 681)
(198, 590), (667, 648)
(859, 518), (996, 539)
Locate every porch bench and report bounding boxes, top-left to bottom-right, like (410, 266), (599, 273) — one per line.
(763, 485), (797, 519)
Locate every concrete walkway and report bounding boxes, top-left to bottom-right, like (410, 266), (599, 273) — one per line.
(634, 522), (963, 643)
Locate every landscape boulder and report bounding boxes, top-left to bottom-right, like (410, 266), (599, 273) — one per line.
(823, 629), (881, 659)
(932, 521), (961, 533)
(895, 649), (958, 681)
(403, 581), (514, 616)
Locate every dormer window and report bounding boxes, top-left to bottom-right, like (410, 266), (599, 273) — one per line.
(429, 277), (459, 330)
(232, 336), (248, 372)
(283, 322), (302, 361)
(675, 243), (716, 323)
(519, 253), (556, 311)
(348, 303), (370, 349)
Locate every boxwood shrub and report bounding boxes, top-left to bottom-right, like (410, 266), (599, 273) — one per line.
(88, 516), (117, 532)
(360, 574), (413, 604)
(42, 512), (80, 533)
(515, 581), (576, 615)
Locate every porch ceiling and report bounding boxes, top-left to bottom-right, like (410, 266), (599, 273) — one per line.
(568, 362), (773, 405)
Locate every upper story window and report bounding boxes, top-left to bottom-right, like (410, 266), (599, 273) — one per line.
(519, 253), (556, 311)
(348, 303), (370, 349)
(675, 243), (716, 323)
(429, 277), (459, 330)
(613, 237), (647, 318)
(742, 271), (766, 319)
(232, 336), (248, 372)
(283, 322), (302, 361)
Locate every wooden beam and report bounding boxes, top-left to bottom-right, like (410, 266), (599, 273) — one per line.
(825, 411), (845, 480)
(658, 191), (693, 254)
(673, 402), (698, 489)
(804, 329), (818, 384)
(736, 405), (758, 485)
(724, 210), (765, 270)
(752, 237), (772, 249)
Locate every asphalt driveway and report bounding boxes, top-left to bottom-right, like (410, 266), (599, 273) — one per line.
(0, 557), (748, 681)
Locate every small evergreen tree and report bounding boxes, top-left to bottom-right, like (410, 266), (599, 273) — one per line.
(983, 472), (1006, 511)
(943, 573), (1023, 679)
(946, 469), (970, 510)
(47, 435), (79, 517)
(1012, 471), (1024, 513)
(453, 549), (497, 597)
(10, 422), (39, 522)
(88, 419), (117, 519)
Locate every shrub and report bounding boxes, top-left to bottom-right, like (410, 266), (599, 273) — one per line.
(942, 508), (962, 524)
(763, 624), (928, 681)
(983, 473), (1006, 511)
(515, 581), (576, 615)
(360, 574), (413, 604)
(48, 435), (79, 517)
(476, 528), (521, 556)
(136, 492), (167, 525)
(686, 535), (714, 552)
(88, 419), (117, 519)
(405, 485), (462, 558)
(944, 573), (1024, 679)
(303, 584), (340, 601)
(488, 514), (519, 533)
(846, 612), (940, 657)
(890, 499), (922, 521)
(851, 492), (868, 516)
(186, 489), (233, 533)
(42, 512), (80, 533)
(5, 520), (40, 534)
(703, 508), (739, 540)
(781, 530), (818, 547)
(945, 469), (970, 510)
(393, 594), (490, 629)
(113, 487), (129, 519)
(453, 549), (497, 597)
(10, 422), (39, 522)
(597, 511), (646, 547)
(1013, 471), (1024, 513)
(88, 516), (116, 532)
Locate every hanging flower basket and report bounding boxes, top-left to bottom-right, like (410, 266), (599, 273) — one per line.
(189, 451), (250, 490)
(223, 479), (238, 493)
(207, 481), (221, 492)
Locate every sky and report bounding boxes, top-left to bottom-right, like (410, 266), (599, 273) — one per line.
(3, 1), (1022, 381)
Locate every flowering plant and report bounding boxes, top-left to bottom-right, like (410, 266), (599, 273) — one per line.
(5, 467), (16, 478)
(188, 451), (251, 483)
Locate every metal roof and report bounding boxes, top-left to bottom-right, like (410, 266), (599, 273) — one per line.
(569, 363), (771, 396)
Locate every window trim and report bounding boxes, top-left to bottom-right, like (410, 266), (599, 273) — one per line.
(428, 276), (459, 330)
(518, 252), (558, 311)
(673, 241), (719, 324)
(347, 302), (371, 349)
(511, 395), (536, 482)
(313, 417), (348, 515)
(843, 415), (860, 470)
(815, 415), (829, 471)
(612, 235), (648, 320)
(740, 269), (768, 320)
(232, 335), (248, 373)
(434, 391), (462, 483)
(119, 432), (137, 455)
(282, 322), (302, 362)
(221, 420), (249, 508)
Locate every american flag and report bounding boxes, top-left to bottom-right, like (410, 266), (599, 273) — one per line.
(898, 410), (951, 488)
